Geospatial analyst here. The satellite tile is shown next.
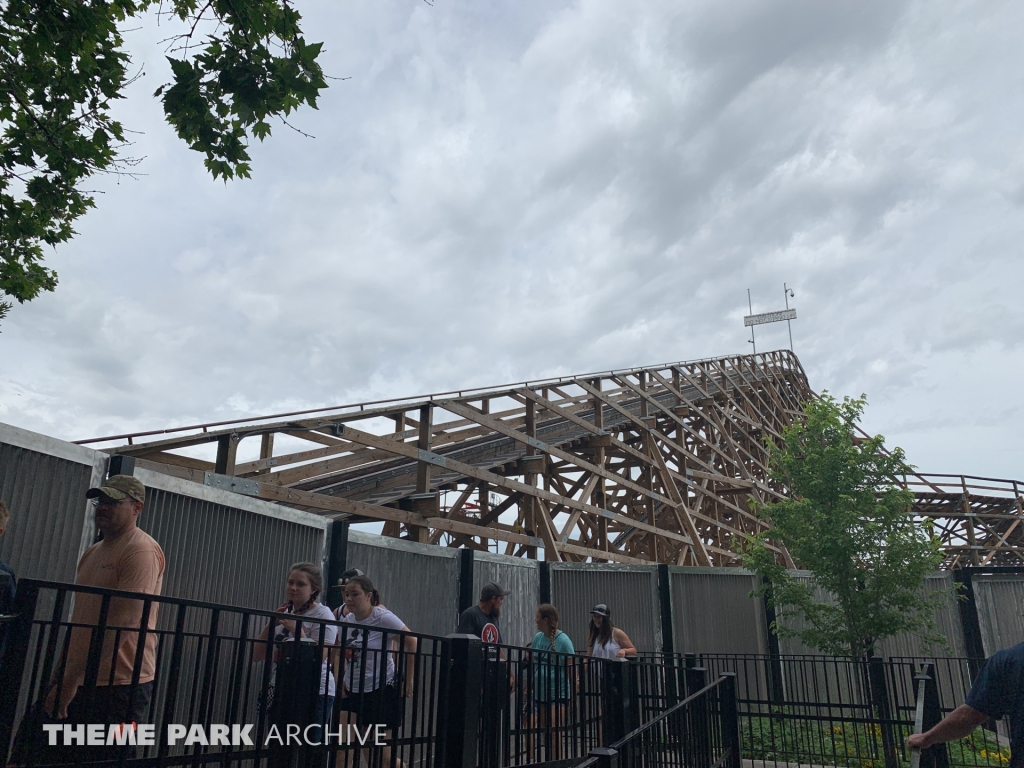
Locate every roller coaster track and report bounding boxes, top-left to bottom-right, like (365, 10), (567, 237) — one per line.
(906, 474), (1024, 567)
(77, 351), (1024, 567)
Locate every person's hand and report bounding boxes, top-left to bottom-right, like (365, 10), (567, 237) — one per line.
(44, 683), (74, 720)
(278, 618), (297, 635)
(615, 649), (626, 658)
(403, 680), (414, 698)
(907, 733), (931, 750)
(273, 603), (299, 635)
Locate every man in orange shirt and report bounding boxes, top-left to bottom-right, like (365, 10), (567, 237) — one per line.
(45, 474), (165, 756)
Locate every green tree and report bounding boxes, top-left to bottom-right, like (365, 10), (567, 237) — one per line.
(741, 393), (949, 658)
(0, 0), (327, 322)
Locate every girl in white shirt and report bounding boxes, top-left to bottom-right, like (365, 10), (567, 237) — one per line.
(336, 575), (416, 768)
(252, 562), (338, 734)
(586, 604), (637, 660)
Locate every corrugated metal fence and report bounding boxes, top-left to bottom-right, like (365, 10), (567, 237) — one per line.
(0, 422), (328, 614)
(775, 571), (968, 657)
(472, 550), (539, 647)
(7, 420), (1024, 663)
(134, 467), (328, 610)
(550, 563), (661, 653)
(671, 566), (767, 656)
(971, 573), (1024, 655)
(345, 530), (460, 637)
(0, 423), (105, 583)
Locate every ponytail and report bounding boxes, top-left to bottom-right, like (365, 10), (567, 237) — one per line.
(537, 603), (560, 640)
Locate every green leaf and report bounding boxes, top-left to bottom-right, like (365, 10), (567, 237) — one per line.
(739, 393), (950, 657)
(0, 0), (330, 323)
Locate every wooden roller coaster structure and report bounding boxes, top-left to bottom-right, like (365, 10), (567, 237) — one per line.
(77, 350), (1024, 568)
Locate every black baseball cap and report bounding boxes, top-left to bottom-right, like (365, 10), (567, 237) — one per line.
(590, 604), (610, 617)
(338, 568), (364, 584)
(480, 582), (511, 601)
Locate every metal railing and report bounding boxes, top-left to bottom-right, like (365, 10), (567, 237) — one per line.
(75, 350), (803, 447)
(6, 579), (1011, 768)
(0, 579), (452, 768)
(0, 581), (718, 768)
(477, 645), (689, 767)
(603, 672), (740, 768)
(473, 647), (746, 768)
(698, 653), (1010, 768)
(905, 475), (1022, 501)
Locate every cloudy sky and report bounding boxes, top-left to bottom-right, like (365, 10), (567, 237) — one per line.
(1, 0), (1022, 480)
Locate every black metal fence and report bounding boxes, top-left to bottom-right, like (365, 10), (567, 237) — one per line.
(553, 671), (741, 768)
(2, 579), (1015, 768)
(478, 646), (693, 767)
(606, 673), (740, 768)
(0, 579), (456, 768)
(697, 653), (1010, 768)
(0, 581), (704, 768)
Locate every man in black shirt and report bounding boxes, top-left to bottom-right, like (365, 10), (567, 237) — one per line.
(457, 582), (511, 765)
(457, 582), (510, 644)
(908, 642), (1024, 768)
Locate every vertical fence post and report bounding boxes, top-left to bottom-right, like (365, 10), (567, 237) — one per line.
(107, 454), (136, 477)
(657, 564), (676, 656)
(868, 656), (899, 768)
(625, 658), (641, 735)
(0, 581), (39, 762)
(687, 667), (710, 768)
(603, 659), (641, 744)
(719, 673), (742, 768)
(458, 549), (475, 615)
(603, 661), (626, 745)
(918, 665), (950, 768)
(657, 564), (680, 708)
(589, 747), (619, 768)
(437, 634), (482, 768)
(760, 579), (785, 704)
(539, 561), (551, 605)
(269, 638), (320, 768)
(953, 569), (985, 679)
(686, 664), (706, 697)
(325, 520), (349, 611)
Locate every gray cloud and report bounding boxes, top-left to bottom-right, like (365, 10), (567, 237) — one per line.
(1, 0), (1022, 480)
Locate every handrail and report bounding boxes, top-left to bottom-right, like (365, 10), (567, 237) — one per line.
(609, 675), (727, 750)
(908, 474), (1022, 500)
(17, 578), (446, 641)
(73, 349), (802, 445)
(908, 665), (929, 768)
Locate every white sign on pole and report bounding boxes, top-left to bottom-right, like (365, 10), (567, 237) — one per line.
(744, 308), (796, 327)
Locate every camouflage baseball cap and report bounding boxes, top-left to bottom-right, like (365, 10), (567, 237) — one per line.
(86, 475), (146, 503)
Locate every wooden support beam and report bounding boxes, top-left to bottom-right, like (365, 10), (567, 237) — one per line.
(646, 433), (712, 566)
(215, 434), (238, 476)
(524, 399), (539, 558)
(411, 404), (433, 543)
(334, 422), (693, 551)
(90, 353), (888, 567)
(439, 399), (674, 510)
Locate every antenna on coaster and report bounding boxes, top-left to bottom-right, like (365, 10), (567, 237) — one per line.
(743, 286), (798, 355)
